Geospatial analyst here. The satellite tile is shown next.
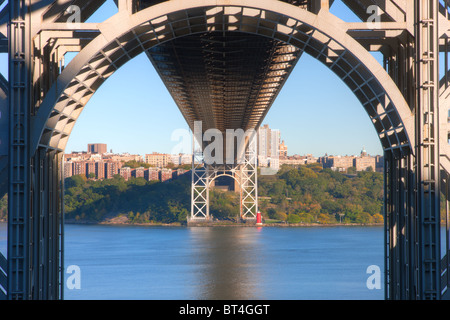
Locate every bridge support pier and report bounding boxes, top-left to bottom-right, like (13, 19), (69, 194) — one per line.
(384, 152), (417, 299)
(190, 130), (258, 223)
(6, 1), (63, 300)
(8, 0), (32, 300)
(382, 0), (443, 300)
(7, 147), (64, 300)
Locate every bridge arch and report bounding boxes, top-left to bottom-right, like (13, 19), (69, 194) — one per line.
(32, 0), (414, 159)
(208, 172), (241, 218)
(209, 173), (238, 188)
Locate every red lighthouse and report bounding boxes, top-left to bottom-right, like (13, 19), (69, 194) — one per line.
(256, 211), (263, 226)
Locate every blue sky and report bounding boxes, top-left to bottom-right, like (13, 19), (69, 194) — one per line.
(2, 0), (384, 157)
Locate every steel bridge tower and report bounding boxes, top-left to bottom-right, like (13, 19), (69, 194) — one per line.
(190, 121), (259, 222)
(0, 0), (449, 300)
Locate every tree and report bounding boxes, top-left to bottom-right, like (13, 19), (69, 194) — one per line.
(65, 175), (87, 188)
(266, 208), (277, 219)
(355, 212), (373, 224)
(286, 214), (301, 224)
(123, 160), (151, 169)
(127, 211), (134, 221)
(177, 208), (188, 222)
(297, 212), (315, 223)
(274, 211), (287, 221)
(347, 167), (356, 174)
(373, 213), (384, 223)
(317, 213), (336, 224)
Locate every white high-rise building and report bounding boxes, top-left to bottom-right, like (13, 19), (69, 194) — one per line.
(258, 124), (270, 158)
(257, 124), (281, 172)
(270, 129), (280, 158)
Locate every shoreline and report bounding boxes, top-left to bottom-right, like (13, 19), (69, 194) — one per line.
(0, 218), (384, 227)
(61, 219), (384, 228)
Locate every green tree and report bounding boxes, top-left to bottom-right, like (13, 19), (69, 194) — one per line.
(347, 167), (356, 174)
(274, 211), (287, 221)
(286, 214), (302, 224)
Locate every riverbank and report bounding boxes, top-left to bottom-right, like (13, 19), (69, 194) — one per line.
(1, 216), (384, 227)
(63, 218), (383, 228)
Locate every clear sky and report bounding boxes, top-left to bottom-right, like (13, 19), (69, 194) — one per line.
(2, 0), (385, 157)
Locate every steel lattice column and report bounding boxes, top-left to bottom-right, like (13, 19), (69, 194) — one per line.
(384, 152), (417, 300)
(8, 0), (32, 300)
(240, 133), (258, 220)
(7, 1), (64, 300)
(415, 0), (441, 300)
(441, 169), (450, 298)
(191, 122), (210, 221)
(30, 148), (64, 299)
(190, 124), (258, 222)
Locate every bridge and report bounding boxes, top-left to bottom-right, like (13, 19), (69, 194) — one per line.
(0, 0), (449, 300)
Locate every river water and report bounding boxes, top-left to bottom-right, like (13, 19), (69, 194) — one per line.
(0, 223), (385, 300)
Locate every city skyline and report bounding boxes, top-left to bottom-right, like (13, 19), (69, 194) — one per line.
(64, 141), (382, 181)
(67, 137), (382, 158)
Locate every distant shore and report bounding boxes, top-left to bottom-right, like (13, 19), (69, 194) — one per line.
(0, 217), (384, 227)
(61, 219), (383, 228)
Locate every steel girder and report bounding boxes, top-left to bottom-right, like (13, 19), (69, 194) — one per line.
(8, 0), (32, 300)
(414, 0), (441, 300)
(190, 163), (257, 221)
(383, 0), (444, 301)
(190, 125), (258, 221)
(0, 0), (448, 300)
(146, 31), (301, 135)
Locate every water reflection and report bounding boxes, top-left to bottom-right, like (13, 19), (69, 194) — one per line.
(188, 227), (264, 299)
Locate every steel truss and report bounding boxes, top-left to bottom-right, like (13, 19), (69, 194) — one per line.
(0, 0), (449, 300)
(415, 0), (441, 300)
(190, 131), (258, 221)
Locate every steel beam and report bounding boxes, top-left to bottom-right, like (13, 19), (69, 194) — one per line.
(0, 251), (6, 299)
(415, 0), (441, 300)
(7, 0), (63, 301)
(7, 0), (32, 300)
(240, 132), (258, 220)
(441, 168), (450, 299)
(191, 123), (210, 221)
(190, 123), (258, 222)
(29, 149), (63, 299)
(384, 152), (417, 299)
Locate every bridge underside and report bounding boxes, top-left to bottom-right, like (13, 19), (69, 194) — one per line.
(147, 31), (300, 134)
(0, 0), (449, 300)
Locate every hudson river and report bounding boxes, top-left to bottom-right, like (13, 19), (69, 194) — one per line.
(0, 223), (385, 300)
